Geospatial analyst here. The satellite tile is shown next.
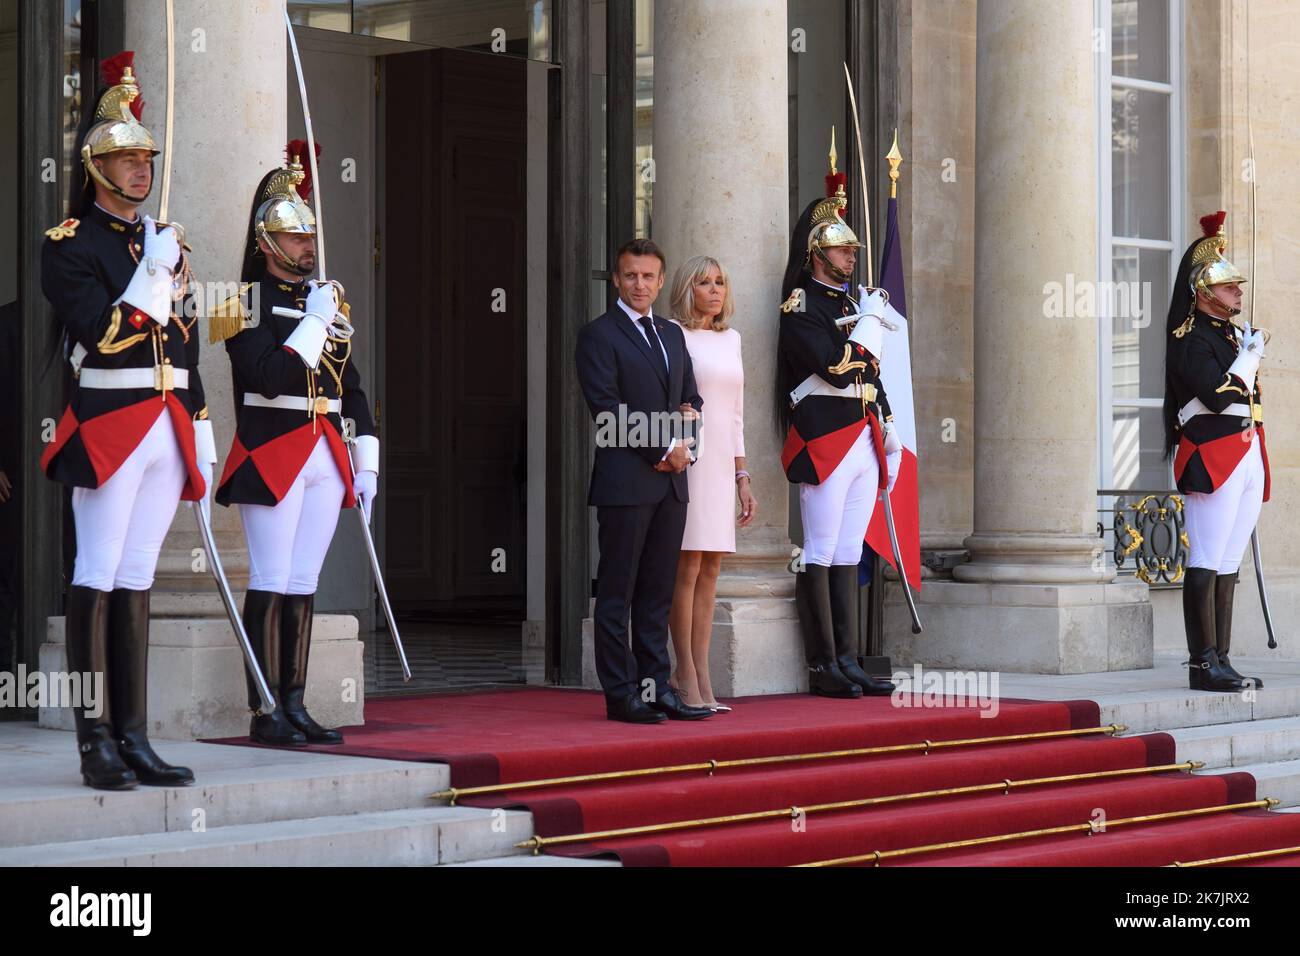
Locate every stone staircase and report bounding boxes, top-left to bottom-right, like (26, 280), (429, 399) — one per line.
(0, 724), (552, 867)
(7, 654), (1298, 867)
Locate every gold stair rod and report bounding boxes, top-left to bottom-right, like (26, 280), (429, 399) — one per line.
(1171, 844), (1300, 867)
(796, 798), (1280, 867)
(433, 723), (1128, 805)
(514, 760), (1197, 854)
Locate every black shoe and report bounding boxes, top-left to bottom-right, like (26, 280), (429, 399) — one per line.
(280, 593), (343, 744)
(1184, 568), (1244, 692)
(606, 694), (668, 724)
(250, 711), (309, 745)
(64, 585), (138, 790)
(77, 726), (139, 791)
(648, 686), (713, 720)
(1189, 647), (1248, 692)
(796, 566), (862, 698)
(243, 590), (307, 746)
(1215, 572), (1263, 689)
(808, 663), (863, 699)
(828, 565), (896, 696)
(108, 588), (195, 786)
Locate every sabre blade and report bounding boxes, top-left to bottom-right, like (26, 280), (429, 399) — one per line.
(881, 486), (922, 634)
(193, 503), (276, 712)
(284, 6), (327, 281)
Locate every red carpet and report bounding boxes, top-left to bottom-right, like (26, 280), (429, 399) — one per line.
(207, 688), (1300, 867)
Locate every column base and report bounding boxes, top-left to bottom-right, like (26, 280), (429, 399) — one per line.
(882, 579), (1153, 674)
(39, 614), (366, 740)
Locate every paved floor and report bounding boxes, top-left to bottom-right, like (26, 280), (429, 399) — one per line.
(363, 620), (526, 694)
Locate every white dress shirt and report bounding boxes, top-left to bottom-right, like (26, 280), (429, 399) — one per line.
(614, 296), (694, 464)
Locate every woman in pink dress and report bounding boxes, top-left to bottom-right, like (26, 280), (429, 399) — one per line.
(667, 256), (757, 711)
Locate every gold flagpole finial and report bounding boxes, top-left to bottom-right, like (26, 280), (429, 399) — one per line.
(829, 126), (838, 177)
(886, 128), (903, 200)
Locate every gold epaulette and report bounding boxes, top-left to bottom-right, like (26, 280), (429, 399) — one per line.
(1172, 314), (1195, 338)
(780, 288), (805, 314)
(45, 218), (79, 241)
(208, 283), (254, 344)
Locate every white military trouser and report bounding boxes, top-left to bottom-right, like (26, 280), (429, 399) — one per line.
(799, 425), (880, 567)
(71, 412), (186, 591)
(1184, 437), (1265, 575)
(239, 435), (346, 595)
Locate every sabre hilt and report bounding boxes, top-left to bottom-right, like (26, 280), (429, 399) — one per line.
(271, 279), (354, 339)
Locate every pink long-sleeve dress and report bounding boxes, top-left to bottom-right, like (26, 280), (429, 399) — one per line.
(677, 322), (745, 553)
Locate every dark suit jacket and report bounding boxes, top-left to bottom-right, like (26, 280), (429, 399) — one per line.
(576, 304), (703, 507)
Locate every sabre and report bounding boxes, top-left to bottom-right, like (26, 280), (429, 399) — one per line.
(156, 0), (274, 710)
(1244, 4), (1278, 649)
(284, 6), (410, 679)
(843, 62), (874, 289)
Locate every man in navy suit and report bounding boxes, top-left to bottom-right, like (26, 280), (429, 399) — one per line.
(576, 239), (713, 723)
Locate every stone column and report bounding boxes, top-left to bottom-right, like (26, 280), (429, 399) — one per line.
(883, 0), (1152, 674)
(41, 2), (362, 738)
(652, 0), (801, 694)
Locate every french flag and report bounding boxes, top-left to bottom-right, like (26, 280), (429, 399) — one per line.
(864, 192), (921, 591)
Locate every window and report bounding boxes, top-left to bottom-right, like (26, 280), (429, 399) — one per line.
(1097, 0), (1183, 491)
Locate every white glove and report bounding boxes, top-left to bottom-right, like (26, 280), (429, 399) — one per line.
(142, 215), (181, 272)
(283, 282), (337, 369)
(1227, 321), (1265, 391)
(847, 288), (888, 358)
(192, 419), (218, 520)
(886, 449), (902, 492)
(353, 469), (378, 523)
(117, 217), (180, 326)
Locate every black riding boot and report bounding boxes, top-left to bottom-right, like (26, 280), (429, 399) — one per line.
(1184, 567), (1244, 692)
(64, 585), (136, 790)
(794, 565), (861, 699)
(244, 590), (306, 745)
(280, 593), (343, 743)
(109, 588), (194, 785)
(828, 565), (895, 696)
(1215, 572), (1263, 689)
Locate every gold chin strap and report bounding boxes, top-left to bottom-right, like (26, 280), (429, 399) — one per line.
(81, 145), (153, 206)
(255, 222), (313, 276)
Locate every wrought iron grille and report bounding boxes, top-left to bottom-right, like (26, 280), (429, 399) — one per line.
(1097, 489), (1188, 588)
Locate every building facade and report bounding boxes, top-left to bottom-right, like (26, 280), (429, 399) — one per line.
(2, 0), (1295, 731)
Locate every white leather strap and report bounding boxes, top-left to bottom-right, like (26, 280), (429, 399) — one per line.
(243, 393), (341, 414)
(1177, 398), (1252, 427)
(789, 376), (877, 408)
(78, 366), (189, 390)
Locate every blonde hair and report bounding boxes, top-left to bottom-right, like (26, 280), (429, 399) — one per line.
(669, 256), (735, 331)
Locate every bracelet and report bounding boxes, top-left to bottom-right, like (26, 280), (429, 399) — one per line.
(735, 470), (750, 483)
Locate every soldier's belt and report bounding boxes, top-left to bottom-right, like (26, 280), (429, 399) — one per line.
(244, 393), (341, 414)
(789, 376), (877, 408)
(1177, 398), (1260, 427)
(79, 366), (189, 390)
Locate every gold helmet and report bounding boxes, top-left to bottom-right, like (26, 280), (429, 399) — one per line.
(1189, 211), (1247, 305)
(252, 140), (318, 275)
(80, 52), (159, 204)
(806, 129), (863, 284)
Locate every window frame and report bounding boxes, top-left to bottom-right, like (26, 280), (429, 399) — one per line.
(1096, 0), (1185, 491)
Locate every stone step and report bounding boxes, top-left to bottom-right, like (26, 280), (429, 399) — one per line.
(0, 726), (437, 848)
(990, 655), (1300, 736)
(0, 805), (531, 867)
(1168, 716), (1300, 769)
(1202, 759), (1300, 810)
(442, 854), (621, 867)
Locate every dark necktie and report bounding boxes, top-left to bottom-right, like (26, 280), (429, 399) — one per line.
(638, 315), (667, 376)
